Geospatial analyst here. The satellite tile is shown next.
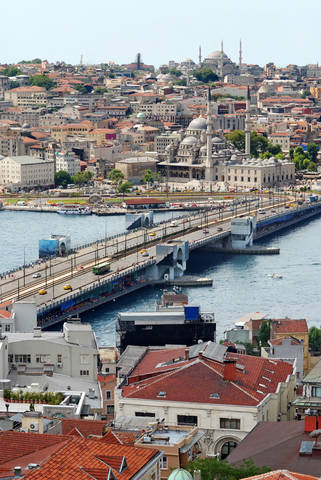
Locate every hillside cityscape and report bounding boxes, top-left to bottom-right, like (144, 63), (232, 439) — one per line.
(0, 33), (321, 480)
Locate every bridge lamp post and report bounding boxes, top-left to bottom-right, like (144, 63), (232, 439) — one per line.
(104, 221), (107, 257)
(17, 277), (20, 300)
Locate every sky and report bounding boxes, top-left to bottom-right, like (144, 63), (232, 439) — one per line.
(2, 0), (321, 68)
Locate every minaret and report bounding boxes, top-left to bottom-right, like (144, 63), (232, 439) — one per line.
(198, 45), (202, 65)
(245, 86), (251, 156)
(206, 86), (213, 167)
(239, 39), (242, 68)
(220, 40), (224, 79)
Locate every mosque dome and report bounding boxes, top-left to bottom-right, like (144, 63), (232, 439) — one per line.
(212, 136), (224, 143)
(137, 112), (145, 119)
(182, 58), (195, 64)
(200, 145), (207, 154)
(168, 469), (193, 480)
(206, 50), (229, 60)
(181, 136), (198, 145)
(188, 117), (207, 130)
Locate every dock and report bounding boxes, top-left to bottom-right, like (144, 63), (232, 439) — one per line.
(155, 275), (213, 287)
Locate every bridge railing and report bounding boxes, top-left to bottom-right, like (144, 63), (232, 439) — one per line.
(37, 258), (156, 315)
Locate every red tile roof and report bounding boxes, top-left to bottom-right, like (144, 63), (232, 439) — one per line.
(61, 418), (107, 437)
(121, 351), (293, 407)
(242, 470), (318, 480)
(101, 430), (141, 446)
(0, 431), (70, 471)
(272, 319), (308, 334)
(25, 437), (159, 480)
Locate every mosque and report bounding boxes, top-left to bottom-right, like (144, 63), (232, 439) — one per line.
(203, 42), (238, 77)
(157, 89), (295, 190)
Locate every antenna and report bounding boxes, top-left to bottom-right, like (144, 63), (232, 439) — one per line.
(199, 45), (202, 64)
(80, 54), (83, 66)
(239, 39), (242, 68)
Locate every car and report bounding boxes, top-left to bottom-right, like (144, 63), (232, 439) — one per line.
(271, 209), (276, 213)
(149, 232), (156, 237)
(170, 220), (178, 227)
(203, 229), (209, 234)
(63, 284), (72, 290)
(33, 272), (41, 278)
(141, 251), (149, 257)
(217, 227), (223, 232)
(140, 249), (147, 254)
(38, 289), (47, 295)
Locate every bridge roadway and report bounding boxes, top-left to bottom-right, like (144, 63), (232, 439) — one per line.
(0, 196), (292, 309)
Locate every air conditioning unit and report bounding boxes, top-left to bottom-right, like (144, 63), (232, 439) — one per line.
(57, 362), (63, 368)
(29, 423), (39, 432)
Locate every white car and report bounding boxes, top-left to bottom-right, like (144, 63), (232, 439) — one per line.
(33, 272), (41, 278)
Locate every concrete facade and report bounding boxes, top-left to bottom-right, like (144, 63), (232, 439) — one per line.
(0, 155), (55, 188)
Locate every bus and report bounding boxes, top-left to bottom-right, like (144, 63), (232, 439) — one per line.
(92, 262), (111, 275)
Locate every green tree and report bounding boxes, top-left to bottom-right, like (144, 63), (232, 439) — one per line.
(2, 66), (22, 76)
(74, 84), (93, 94)
(258, 321), (270, 346)
(309, 326), (321, 351)
(226, 130), (245, 152)
(108, 169), (124, 184)
(19, 58), (42, 64)
(295, 146), (305, 156)
(118, 181), (132, 195)
(301, 90), (310, 99)
(185, 457), (269, 480)
(94, 87), (107, 94)
(289, 147), (294, 160)
(54, 170), (72, 188)
(241, 342), (257, 356)
(72, 170), (93, 185)
(143, 169), (154, 185)
(267, 143), (282, 155)
(29, 74), (56, 90)
(307, 143), (319, 163)
(173, 78), (187, 86)
(192, 68), (219, 83)
(307, 161), (317, 172)
(168, 68), (183, 77)
(275, 152), (285, 160)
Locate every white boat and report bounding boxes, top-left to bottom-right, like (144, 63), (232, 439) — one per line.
(268, 273), (283, 279)
(57, 206), (92, 215)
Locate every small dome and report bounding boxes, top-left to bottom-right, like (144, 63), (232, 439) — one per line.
(137, 112), (145, 119)
(181, 136), (198, 145)
(188, 117), (207, 130)
(168, 469), (193, 480)
(206, 50), (229, 60)
(212, 136), (224, 143)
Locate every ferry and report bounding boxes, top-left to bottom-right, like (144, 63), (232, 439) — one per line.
(116, 291), (216, 352)
(57, 205), (92, 215)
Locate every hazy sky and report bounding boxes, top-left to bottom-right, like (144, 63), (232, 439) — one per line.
(2, 0), (321, 67)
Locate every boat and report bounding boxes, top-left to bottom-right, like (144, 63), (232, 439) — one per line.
(116, 291), (216, 352)
(268, 273), (283, 279)
(57, 206), (92, 215)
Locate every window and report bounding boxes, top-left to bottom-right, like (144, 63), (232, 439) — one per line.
(57, 354), (62, 363)
(220, 418), (240, 429)
(177, 415), (198, 426)
(5, 324), (11, 332)
(107, 405), (114, 415)
(106, 390), (112, 400)
(80, 370), (89, 376)
(221, 441), (238, 459)
(8, 354), (13, 363)
(80, 354), (89, 364)
(135, 412), (155, 417)
(105, 367), (110, 373)
(14, 354), (31, 363)
(312, 387), (321, 397)
(160, 456), (168, 469)
(36, 354), (50, 363)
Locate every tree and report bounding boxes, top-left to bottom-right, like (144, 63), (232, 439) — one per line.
(72, 170), (93, 185)
(226, 130), (245, 152)
(307, 161), (317, 172)
(74, 84), (93, 94)
(168, 68), (183, 77)
(268, 143), (282, 155)
(289, 147), (294, 160)
(94, 87), (107, 94)
(19, 58), (42, 64)
(143, 169), (154, 185)
(258, 321), (270, 346)
(301, 90), (310, 99)
(118, 181), (132, 195)
(54, 170), (72, 188)
(173, 78), (187, 86)
(29, 74), (56, 90)
(309, 326), (321, 351)
(307, 143), (319, 163)
(193, 67), (218, 83)
(108, 169), (124, 184)
(2, 66), (22, 76)
(185, 457), (269, 480)
(241, 342), (257, 356)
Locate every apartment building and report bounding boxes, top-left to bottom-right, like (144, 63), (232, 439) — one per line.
(55, 151), (81, 176)
(4, 86), (47, 107)
(0, 155), (54, 189)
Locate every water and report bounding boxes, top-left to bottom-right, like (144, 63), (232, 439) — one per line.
(1, 210), (321, 344)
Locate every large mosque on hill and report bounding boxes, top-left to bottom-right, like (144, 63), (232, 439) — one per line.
(158, 91), (295, 190)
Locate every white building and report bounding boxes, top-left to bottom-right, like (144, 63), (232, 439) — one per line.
(5, 321), (98, 381)
(55, 151), (81, 176)
(115, 342), (296, 459)
(0, 155), (54, 189)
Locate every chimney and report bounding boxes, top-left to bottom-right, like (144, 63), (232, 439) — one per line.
(223, 360), (237, 381)
(198, 351), (203, 360)
(14, 466), (22, 476)
(185, 348), (189, 361)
